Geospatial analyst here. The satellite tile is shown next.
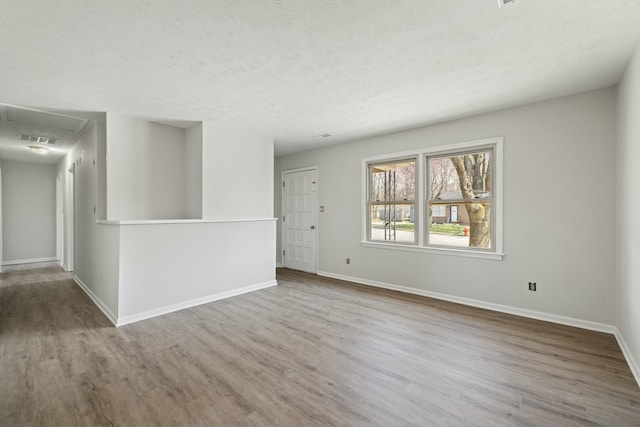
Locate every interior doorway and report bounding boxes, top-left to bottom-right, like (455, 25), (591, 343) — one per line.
(56, 173), (63, 266)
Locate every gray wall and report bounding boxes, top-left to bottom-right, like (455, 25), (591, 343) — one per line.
(106, 113), (190, 220)
(185, 123), (203, 219)
(58, 121), (121, 318)
(201, 124), (274, 220)
(616, 41), (640, 381)
(276, 88), (617, 326)
(1, 159), (57, 263)
(55, 116), (276, 324)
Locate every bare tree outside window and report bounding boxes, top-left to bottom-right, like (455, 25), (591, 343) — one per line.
(451, 152), (491, 248)
(429, 158), (457, 200)
(428, 151), (492, 249)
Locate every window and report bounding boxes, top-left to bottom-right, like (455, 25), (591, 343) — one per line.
(368, 159), (416, 243)
(362, 137), (503, 260)
(431, 205), (446, 217)
(427, 148), (493, 249)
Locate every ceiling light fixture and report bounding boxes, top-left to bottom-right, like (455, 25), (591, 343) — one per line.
(28, 145), (49, 154)
(313, 133), (332, 139)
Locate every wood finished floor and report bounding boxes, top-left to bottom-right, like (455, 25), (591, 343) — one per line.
(1, 267), (639, 426)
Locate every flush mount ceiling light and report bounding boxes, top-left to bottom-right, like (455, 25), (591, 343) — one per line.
(28, 145), (49, 154)
(312, 133), (332, 139)
(497, 0), (515, 7)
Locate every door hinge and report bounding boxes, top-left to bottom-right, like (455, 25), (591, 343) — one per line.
(283, 181), (285, 187)
(283, 250), (285, 256)
(283, 216), (285, 222)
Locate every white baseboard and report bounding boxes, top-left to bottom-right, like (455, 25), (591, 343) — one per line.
(276, 262), (283, 268)
(614, 328), (640, 388)
(73, 276), (118, 326)
(61, 263), (70, 272)
(116, 280), (278, 327)
(317, 271), (615, 334)
(2, 257), (58, 266)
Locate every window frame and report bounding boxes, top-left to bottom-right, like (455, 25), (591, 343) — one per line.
(367, 157), (418, 244)
(361, 137), (503, 260)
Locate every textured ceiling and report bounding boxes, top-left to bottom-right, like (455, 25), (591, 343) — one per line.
(0, 0), (639, 156)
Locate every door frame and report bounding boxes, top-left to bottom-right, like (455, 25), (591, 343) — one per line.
(56, 172), (63, 266)
(281, 166), (319, 274)
(65, 164), (75, 272)
(0, 166), (3, 273)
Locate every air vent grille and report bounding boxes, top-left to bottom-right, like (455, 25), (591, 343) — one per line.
(19, 134), (56, 144)
(312, 133), (332, 139)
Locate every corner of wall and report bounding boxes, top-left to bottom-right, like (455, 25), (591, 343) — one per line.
(615, 39), (640, 391)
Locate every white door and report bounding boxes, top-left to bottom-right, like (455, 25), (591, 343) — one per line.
(283, 168), (317, 273)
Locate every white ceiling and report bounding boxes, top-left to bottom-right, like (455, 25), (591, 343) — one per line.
(0, 0), (639, 157)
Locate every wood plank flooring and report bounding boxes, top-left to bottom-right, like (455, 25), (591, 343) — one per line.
(1, 267), (639, 426)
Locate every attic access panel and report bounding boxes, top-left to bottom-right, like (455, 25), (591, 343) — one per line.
(6, 107), (88, 132)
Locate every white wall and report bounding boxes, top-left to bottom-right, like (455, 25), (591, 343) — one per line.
(58, 121), (120, 320)
(1, 159), (57, 263)
(59, 117), (275, 325)
(116, 219), (276, 323)
(616, 42), (640, 382)
(106, 113), (189, 220)
(276, 88), (617, 326)
(202, 123), (274, 220)
(185, 123), (203, 219)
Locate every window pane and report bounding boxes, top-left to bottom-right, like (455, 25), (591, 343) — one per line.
(430, 204), (446, 218)
(371, 160), (415, 202)
(370, 203), (415, 243)
(427, 201), (492, 249)
(427, 149), (493, 250)
(429, 151), (492, 201)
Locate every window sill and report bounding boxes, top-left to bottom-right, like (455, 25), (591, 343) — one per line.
(360, 241), (504, 260)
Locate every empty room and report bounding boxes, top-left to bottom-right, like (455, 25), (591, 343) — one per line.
(1, 0), (640, 426)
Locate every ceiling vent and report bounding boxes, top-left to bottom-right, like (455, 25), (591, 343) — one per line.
(19, 134), (56, 144)
(497, 0), (515, 7)
(312, 133), (332, 139)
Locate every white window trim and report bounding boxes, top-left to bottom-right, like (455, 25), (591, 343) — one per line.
(361, 137), (504, 260)
(367, 156), (419, 244)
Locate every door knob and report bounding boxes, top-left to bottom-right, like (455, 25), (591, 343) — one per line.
(310, 225), (315, 230)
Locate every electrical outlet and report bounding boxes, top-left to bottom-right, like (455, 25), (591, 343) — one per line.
(346, 258), (350, 265)
(528, 282), (537, 291)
